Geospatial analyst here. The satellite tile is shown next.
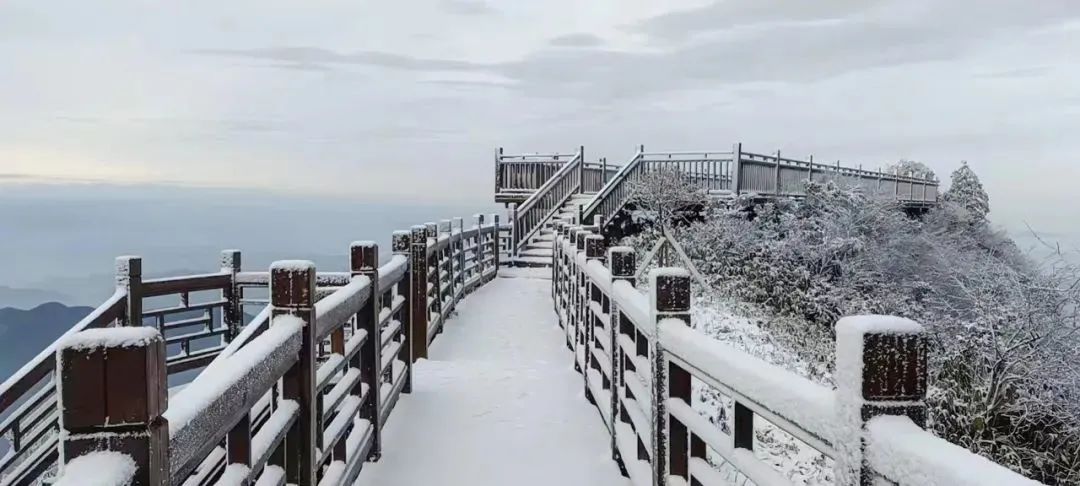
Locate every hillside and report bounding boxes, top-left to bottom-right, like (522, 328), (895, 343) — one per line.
(0, 302), (93, 382)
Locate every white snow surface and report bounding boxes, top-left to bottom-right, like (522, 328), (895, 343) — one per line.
(357, 276), (628, 486)
(55, 451), (136, 486)
(60, 326), (160, 351)
(835, 314), (922, 336)
(867, 416), (1042, 486)
(269, 259), (315, 271)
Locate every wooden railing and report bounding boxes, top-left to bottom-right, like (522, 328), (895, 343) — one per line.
(0, 253), (254, 486)
(582, 159), (622, 193)
(2, 214), (502, 486)
(552, 220), (1042, 486)
(494, 148), (577, 203)
(580, 143), (939, 231)
(737, 145), (939, 203)
(510, 148), (584, 257)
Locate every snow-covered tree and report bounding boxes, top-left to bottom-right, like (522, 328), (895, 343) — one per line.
(656, 180), (1080, 483)
(943, 162), (990, 220)
(886, 159), (937, 180)
(625, 168), (709, 230)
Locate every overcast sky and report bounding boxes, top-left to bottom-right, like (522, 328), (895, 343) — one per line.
(1, 0), (1078, 236)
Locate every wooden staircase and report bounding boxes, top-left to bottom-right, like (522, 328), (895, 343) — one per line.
(511, 192), (595, 267)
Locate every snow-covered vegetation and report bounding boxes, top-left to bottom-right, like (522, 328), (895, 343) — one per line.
(625, 166), (1080, 484)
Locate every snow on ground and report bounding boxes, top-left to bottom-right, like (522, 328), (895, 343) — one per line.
(357, 276), (628, 486)
(690, 291), (835, 485)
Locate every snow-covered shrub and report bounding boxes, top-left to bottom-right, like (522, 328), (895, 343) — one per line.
(665, 181), (1080, 484)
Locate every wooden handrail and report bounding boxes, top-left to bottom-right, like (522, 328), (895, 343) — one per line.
(510, 149), (584, 256)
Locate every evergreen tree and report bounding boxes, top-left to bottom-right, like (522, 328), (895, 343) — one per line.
(886, 159), (937, 180)
(944, 161), (989, 220)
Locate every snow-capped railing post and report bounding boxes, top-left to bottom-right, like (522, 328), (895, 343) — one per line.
(116, 256), (142, 326)
(474, 214), (486, 279)
(732, 142), (743, 195)
(351, 242), (383, 461)
(510, 204), (519, 258)
(392, 231), (414, 393)
(834, 316), (928, 486)
(439, 219), (454, 303)
(491, 213), (501, 270)
(57, 327), (168, 485)
(425, 222), (441, 319)
(608, 246), (635, 465)
(650, 267), (690, 486)
(409, 226), (430, 361)
(455, 217), (466, 290)
(578, 145), (586, 194)
(221, 250), (242, 340)
(583, 234), (606, 404)
(270, 260), (317, 485)
(574, 228), (589, 370)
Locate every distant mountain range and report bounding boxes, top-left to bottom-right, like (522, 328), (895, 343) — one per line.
(0, 302), (93, 384)
(0, 286), (78, 310)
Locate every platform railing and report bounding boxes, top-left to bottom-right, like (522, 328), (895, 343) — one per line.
(553, 219), (1041, 486)
(3, 214), (502, 486)
(494, 148), (576, 203)
(580, 143), (939, 232)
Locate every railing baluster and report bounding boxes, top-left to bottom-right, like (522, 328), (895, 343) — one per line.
(352, 242), (383, 462)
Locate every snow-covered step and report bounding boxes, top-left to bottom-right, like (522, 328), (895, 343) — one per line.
(520, 248), (554, 258)
(509, 255), (553, 268)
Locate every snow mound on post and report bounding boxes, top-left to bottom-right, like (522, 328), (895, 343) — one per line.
(60, 327), (160, 351)
(269, 260), (315, 272)
(55, 451), (136, 486)
(651, 267), (690, 278)
(350, 240), (376, 248)
(866, 416), (1043, 486)
(836, 315), (922, 336)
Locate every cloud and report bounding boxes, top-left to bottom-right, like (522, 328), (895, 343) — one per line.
(192, 46), (484, 73)
(440, 0), (497, 16)
(548, 33), (605, 48)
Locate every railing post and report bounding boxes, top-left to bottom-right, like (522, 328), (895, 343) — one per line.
(474, 214), (486, 279)
(409, 226), (430, 360)
(455, 217), (466, 291)
(574, 229), (589, 370)
(116, 256), (143, 326)
(834, 316), (927, 486)
(731, 142), (742, 195)
(578, 145), (586, 194)
(494, 147), (503, 197)
(221, 250), (242, 340)
(439, 220), (454, 305)
(491, 213), (501, 271)
(583, 234), (606, 404)
(58, 327), (168, 485)
(774, 150), (782, 196)
(510, 204), (519, 259)
(650, 268), (691, 486)
(270, 260), (317, 485)
(808, 154), (814, 184)
(351, 242), (383, 461)
(608, 247), (635, 466)
(425, 222), (441, 319)
(392, 231), (413, 393)
(224, 250), (251, 474)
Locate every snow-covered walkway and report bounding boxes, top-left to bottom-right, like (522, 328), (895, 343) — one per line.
(357, 273), (630, 486)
